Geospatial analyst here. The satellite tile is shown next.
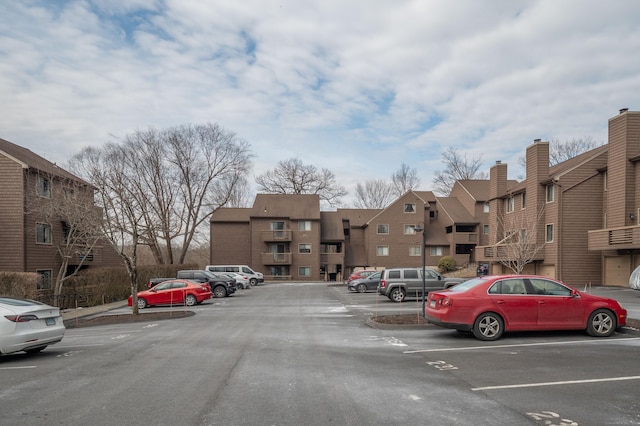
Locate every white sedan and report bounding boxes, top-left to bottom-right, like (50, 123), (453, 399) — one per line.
(0, 297), (65, 355)
(225, 273), (251, 289)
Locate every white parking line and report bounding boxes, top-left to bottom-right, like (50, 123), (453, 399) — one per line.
(472, 375), (640, 391)
(0, 366), (37, 370)
(403, 337), (640, 353)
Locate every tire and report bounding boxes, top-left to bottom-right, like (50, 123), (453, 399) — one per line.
(137, 298), (148, 309)
(473, 312), (504, 341)
(185, 294), (197, 307)
(25, 346), (46, 354)
(213, 285), (228, 298)
(357, 283), (367, 293)
(587, 309), (616, 337)
(389, 287), (406, 303)
(250, 278), (258, 286)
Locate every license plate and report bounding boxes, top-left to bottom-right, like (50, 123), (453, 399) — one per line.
(429, 300), (436, 308)
(45, 317), (56, 326)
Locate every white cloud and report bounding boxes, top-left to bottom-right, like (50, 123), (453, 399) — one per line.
(1, 0), (639, 204)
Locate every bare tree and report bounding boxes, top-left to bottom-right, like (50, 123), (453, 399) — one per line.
(391, 163), (420, 197)
(224, 175), (253, 208)
(494, 207), (546, 274)
(255, 157), (347, 208)
(432, 147), (488, 196)
(353, 179), (394, 209)
(27, 174), (104, 306)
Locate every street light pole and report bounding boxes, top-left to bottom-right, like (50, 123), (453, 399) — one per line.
(414, 224), (426, 317)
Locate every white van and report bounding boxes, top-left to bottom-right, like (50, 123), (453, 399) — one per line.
(205, 265), (264, 286)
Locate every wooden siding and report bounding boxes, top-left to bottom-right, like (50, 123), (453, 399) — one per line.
(0, 156), (25, 271)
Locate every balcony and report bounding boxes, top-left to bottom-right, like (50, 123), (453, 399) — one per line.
(261, 252), (292, 265)
(321, 252), (343, 264)
(588, 226), (640, 251)
(474, 244), (545, 262)
(261, 230), (292, 242)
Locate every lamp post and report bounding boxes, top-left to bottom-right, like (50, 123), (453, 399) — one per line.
(414, 224), (426, 317)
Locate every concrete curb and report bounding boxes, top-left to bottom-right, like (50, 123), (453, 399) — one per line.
(61, 300), (129, 321)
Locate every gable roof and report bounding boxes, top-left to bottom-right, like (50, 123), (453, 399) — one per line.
(435, 196), (478, 225)
(0, 137), (89, 184)
(251, 193), (321, 219)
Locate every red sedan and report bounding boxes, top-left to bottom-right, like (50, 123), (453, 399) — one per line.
(128, 279), (212, 309)
(425, 275), (627, 341)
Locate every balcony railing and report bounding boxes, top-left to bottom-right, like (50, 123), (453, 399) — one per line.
(261, 252), (292, 265)
(474, 244), (544, 262)
(320, 252), (343, 264)
(261, 230), (292, 242)
(588, 225), (640, 251)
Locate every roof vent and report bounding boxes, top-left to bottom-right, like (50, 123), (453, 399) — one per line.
(495, 160), (502, 164)
(620, 108), (629, 114)
(533, 138), (541, 142)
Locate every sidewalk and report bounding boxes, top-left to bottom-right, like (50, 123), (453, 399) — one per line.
(61, 300), (129, 321)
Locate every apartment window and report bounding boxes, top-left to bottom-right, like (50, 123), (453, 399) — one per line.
(404, 203), (416, 213)
(546, 224), (554, 242)
(546, 184), (555, 203)
(483, 202), (490, 213)
(377, 245), (389, 256)
(298, 220), (311, 231)
(409, 246), (421, 256)
(483, 224), (489, 235)
(36, 175), (51, 198)
(506, 196), (514, 213)
(37, 270), (52, 290)
(377, 224), (389, 234)
(521, 192), (526, 209)
(430, 246), (443, 256)
(404, 224), (416, 235)
(298, 244), (311, 254)
(298, 266), (311, 277)
(36, 223), (52, 244)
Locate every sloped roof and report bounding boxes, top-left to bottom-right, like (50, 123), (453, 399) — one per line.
(211, 208), (251, 222)
(0, 137), (89, 184)
(435, 196), (478, 225)
(337, 208), (381, 227)
(365, 190), (433, 226)
(251, 193), (321, 219)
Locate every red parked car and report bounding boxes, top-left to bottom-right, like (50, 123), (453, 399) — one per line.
(425, 275), (627, 341)
(128, 279), (212, 309)
(347, 270), (377, 283)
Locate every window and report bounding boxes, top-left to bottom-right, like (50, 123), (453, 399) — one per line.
(298, 244), (311, 254)
(404, 269), (418, 279)
(36, 223), (52, 244)
(521, 191), (526, 209)
(529, 278), (571, 296)
(506, 196), (514, 213)
(377, 245), (389, 256)
(483, 202), (490, 213)
(298, 220), (311, 231)
(483, 224), (489, 235)
(37, 270), (52, 290)
(377, 224), (389, 234)
(546, 224), (554, 242)
(409, 246), (421, 256)
(298, 266), (311, 277)
(271, 221), (286, 238)
(430, 246), (443, 256)
(404, 203), (416, 213)
(546, 184), (555, 203)
(404, 224), (416, 235)
(36, 175), (51, 198)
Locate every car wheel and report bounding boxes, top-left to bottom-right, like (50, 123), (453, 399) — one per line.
(357, 283), (367, 293)
(250, 278), (258, 286)
(137, 298), (148, 309)
(213, 285), (228, 298)
(587, 309), (616, 337)
(185, 294), (197, 306)
(473, 312), (504, 341)
(25, 346), (46, 354)
(389, 287), (406, 303)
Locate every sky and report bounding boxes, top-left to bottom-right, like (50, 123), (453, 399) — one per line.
(2, 1), (640, 206)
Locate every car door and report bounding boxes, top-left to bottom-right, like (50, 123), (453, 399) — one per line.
(528, 278), (584, 329)
(424, 269), (446, 292)
(487, 278), (538, 329)
(170, 281), (188, 304)
(149, 281), (174, 305)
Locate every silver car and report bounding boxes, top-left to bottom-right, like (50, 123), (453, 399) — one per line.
(0, 297), (65, 355)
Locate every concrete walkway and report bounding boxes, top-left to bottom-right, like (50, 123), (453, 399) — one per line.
(61, 300), (129, 321)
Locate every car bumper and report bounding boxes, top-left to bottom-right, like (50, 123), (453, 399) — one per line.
(425, 313), (472, 332)
(0, 326), (66, 354)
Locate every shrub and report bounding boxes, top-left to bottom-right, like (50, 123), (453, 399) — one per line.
(438, 256), (456, 272)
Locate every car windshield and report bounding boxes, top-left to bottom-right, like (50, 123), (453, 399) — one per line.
(447, 277), (487, 293)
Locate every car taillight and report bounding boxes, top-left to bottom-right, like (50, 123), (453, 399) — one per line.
(5, 314), (39, 322)
(440, 297), (452, 307)
(380, 279), (387, 288)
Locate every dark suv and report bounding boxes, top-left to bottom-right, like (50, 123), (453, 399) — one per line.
(176, 270), (236, 298)
(377, 267), (466, 302)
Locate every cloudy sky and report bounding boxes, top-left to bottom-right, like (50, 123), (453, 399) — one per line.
(2, 1), (640, 205)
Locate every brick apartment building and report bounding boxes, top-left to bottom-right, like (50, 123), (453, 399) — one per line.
(211, 109), (640, 287)
(0, 137), (121, 291)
